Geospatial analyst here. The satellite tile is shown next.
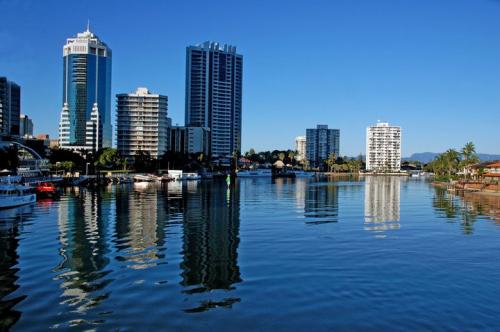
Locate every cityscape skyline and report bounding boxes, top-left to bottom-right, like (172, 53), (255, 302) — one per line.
(2, 0), (500, 156)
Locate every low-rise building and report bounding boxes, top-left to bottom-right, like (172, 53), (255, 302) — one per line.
(20, 114), (34, 138)
(170, 126), (210, 155)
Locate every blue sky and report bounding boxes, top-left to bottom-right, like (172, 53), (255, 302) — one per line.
(1, 0), (499, 156)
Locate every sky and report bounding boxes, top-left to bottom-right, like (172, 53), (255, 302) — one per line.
(1, 0), (500, 157)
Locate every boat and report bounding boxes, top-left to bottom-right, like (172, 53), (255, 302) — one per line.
(133, 174), (160, 182)
(236, 169), (272, 178)
(35, 182), (60, 198)
(0, 183), (36, 209)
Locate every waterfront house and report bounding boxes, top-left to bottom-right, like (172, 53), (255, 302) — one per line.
(484, 162), (500, 180)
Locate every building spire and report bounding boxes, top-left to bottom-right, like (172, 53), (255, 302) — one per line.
(86, 19), (90, 32)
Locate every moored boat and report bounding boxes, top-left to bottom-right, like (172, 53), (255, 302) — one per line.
(35, 182), (60, 198)
(0, 183), (36, 209)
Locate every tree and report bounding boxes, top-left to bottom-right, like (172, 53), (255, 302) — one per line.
(134, 150), (153, 172)
(460, 142), (479, 179)
(95, 148), (124, 170)
(326, 152), (337, 173)
(278, 152), (285, 161)
(0, 146), (19, 171)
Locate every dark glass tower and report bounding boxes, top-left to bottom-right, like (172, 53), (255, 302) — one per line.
(59, 25), (112, 150)
(0, 77), (20, 137)
(185, 42), (243, 158)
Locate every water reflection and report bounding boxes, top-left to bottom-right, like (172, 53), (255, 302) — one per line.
(432, 187), (500, 234)
(0, 217), (24, 330)
(304, 182), (339, 224)
(114, 183), (167, 269)
(180, 181), (241, 294)
(364, 176), (401, 233)
(55, 188), (112, 312)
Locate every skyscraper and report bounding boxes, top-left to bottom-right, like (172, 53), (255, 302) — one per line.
(0, 76), (21, 137)
(366, 122), (401, 172)
(59, 24), (112, 151)
(306, 125), (340, 168)
(185, 41), (243, 158)
(116, 87), (168, 162)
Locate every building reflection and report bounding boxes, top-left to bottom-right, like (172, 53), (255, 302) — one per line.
(432, 187), (500, 234)
(180, 181), (241, 295)
(55, 188), (112, 312)
(0, 206), (33, 331)
(304, 182), (339, 224)
(364, 176), (401, 233)
(113, 183), (167, 269)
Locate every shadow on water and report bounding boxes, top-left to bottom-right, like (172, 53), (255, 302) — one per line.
(0, 205), (34, 331)
(432, 187), (500, 234)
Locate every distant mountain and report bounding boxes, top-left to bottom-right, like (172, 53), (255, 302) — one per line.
(404, 152), (500, 163)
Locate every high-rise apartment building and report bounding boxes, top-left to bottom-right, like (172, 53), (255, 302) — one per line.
(59, 25), (112, 151)
(295, 136), (306, 161)
(116, 87), (168, 161)
(185, 41), (243, 158)
(0, 76), (21, 137)
(306, 125), (340, 168)
(366, 122), (401, 172)
(20, 114), (33, 138)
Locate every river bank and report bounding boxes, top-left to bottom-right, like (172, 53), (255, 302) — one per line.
(432, 181), (500, 196)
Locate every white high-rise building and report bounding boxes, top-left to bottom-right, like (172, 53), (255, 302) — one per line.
(295, 136), (306, 161)
(366, 122), (401, 172)
(116, 87), (168, 162)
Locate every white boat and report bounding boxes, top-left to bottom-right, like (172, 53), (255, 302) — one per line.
(236, 169), (272, 178)
(293, 171), (316, 178)
(133, 174), (160, 182)
(0, 183), (36, 209)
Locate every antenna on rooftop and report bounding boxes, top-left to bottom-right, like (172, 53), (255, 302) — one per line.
(86, 19), (90, 32)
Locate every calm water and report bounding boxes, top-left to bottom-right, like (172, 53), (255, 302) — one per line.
(1, 177), (500, 331)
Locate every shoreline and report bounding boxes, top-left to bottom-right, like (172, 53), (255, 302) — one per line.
(432, 181), (500, 197)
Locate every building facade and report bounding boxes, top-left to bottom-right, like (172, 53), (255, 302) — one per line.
(116, 87), (168, 161)
(366, 122), (401, 172)
(0, 77), (21, 137)
(185, 41), (243, 158)
(59, 25), (112, 151)
(170, 126), (210, 155)
(306, 125), (340, 168)
(295, 135), (306, 161)
(20, 114), (34, 138)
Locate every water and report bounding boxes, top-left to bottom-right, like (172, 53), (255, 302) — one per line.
(1, 177), (500, 331)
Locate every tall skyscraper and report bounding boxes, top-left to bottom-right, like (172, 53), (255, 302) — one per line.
(185, 41), (243, 158)
(306, 125), (340, 168)
(366, 122), (401, 172)
(0, 76), (21, 137)
(295, 135), (306, 161)
(59, 24), (112, 151)
(116, 87), (168, 162)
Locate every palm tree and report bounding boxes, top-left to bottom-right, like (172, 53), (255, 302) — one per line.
(326, 152), (337, 173)
(460, 142), (479, 180)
